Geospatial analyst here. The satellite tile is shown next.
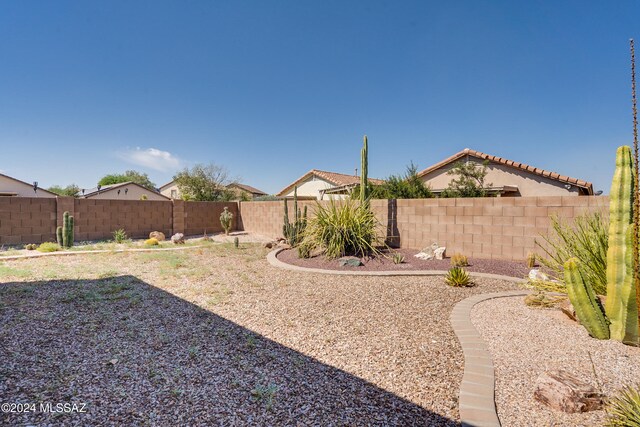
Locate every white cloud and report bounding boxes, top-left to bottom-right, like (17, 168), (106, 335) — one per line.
(117, 147), (184, 172)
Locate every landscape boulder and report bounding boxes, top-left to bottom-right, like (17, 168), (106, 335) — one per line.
(414, 242), (439, 260)
(338, 257), (363, 267)
(434, 247), (446, 260)
(149, 231), (166, 241)
(533, 370), (604, 413)
(171, 233), (185, 244)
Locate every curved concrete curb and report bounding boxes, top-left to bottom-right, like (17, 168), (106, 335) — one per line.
(451, 290), (530, 427)
(267, 248), (527, 283)
(0, 244), (207, 261)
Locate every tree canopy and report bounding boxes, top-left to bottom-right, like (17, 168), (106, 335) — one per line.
(440, 160), (493, 198)
(47, 184), (80, 197)
(173, 163), (235, 201)
(352, 162), (433, 200)
(98, 170), (156, 190)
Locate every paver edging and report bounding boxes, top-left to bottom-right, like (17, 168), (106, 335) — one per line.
(268, 248), (527, 282)
(452, 290), (530, 427)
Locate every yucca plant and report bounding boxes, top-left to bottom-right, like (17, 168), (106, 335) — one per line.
(605, 384), (640, 427)
(445, 266), (473, 287)
(535, 212), (608, 295)
(112, 229), (129, 244)
(300, 198), (382, 259)
(391, 252), (405, 264)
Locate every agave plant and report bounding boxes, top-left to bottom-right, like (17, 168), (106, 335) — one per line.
(445, 266), (473, 287)
(605, 384), (640, 427)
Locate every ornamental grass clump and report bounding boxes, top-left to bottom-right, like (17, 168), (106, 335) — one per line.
(37, 242), (61, 252)
(301, 198), (382, 259)
(605, 384), (640, 426)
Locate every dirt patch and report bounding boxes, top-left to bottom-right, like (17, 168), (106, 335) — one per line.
(277, 247), (531, 278)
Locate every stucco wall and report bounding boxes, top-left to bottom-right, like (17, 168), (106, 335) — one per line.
(0, 175), (57, 198)
(160, 183), (181, 199)
(420, 157), (584, 196)
(87, 184), (168, 201)
(282, 176), (348, 200)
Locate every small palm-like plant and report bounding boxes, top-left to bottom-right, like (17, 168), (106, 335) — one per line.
(112, 229), (128, 244)
(605, 384), (640, 427)
(445, 266), (473, 287)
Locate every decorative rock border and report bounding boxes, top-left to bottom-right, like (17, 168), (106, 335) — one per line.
(268, 248), (527, 282)
(451, 291), (530, 427)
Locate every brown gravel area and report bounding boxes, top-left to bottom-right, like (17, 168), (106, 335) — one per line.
(277, 248), (531, 278)
(471, 296), (640, 427)
(1, 245), (521, 426)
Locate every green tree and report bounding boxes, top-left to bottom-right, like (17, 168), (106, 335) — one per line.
(173, 163), (234, 201)
(440, 160), (493, 198)
(47, 184), (80, 197)
(98, 170), (156, 190)
(353, 162), (433, 199)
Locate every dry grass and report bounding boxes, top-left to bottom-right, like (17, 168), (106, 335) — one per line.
(1, 243), (521, 425)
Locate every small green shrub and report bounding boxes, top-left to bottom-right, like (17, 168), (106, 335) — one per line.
(251, 383), (278, 411)
(112, 229), (129, 244)
(145, 238), (159, 246)
(301, 198), (382, 259)
(37, 242), (61, 252)
(445, 266), (473, 287)
(220, 207), (234, 235)
(24, 244), (38, 251)
(605, 384), (640, 426)
(391, 252), (405, 264)
(535, 212), (608, 295)
(450, 253), (468, 267)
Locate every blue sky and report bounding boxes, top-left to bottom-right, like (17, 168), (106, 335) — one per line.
(1, 1), (638, 194)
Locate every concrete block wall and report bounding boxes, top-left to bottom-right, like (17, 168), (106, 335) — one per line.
(0, 197), (57, 245)
(183, 201), (239, 236)
(74, 199), (173, 241)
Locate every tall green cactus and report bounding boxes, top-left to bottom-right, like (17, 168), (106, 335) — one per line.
(564, 258), (610, 340)
(360, 135), (369, 205)
(283, 186), (306, 246)
(60, 211), (74, 248)
(605, 146), (638, 344)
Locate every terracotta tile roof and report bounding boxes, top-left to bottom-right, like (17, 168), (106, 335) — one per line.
(416, 148), (594, 195)
(227, 183), (267, 196)
(277, 169), (384, 196)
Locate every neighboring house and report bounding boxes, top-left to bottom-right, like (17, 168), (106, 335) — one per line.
(226, 183), (267, 200)
(159, 180), (181, 199)
(417, 148), (594, 197)
(0, 172), (57, 198)
(80, 182), (170, 201)
(277, 169), (385, 200)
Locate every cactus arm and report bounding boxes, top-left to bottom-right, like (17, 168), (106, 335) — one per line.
(56, 226), (63, 247)
(67, 215), (74, 248)
(360, 135), (368, 205)
(564, 258), (610, 340)
(605, 146), (639, 344)
(62, 211), (69, 248)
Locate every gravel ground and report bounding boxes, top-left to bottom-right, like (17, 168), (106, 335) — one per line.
(278, 248), (531, 278)
(0, 244), (521, 426)
(471, 296), (640, 427)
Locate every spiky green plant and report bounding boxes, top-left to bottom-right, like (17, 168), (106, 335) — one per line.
(450, 253), (469, 267)
(564, 258), (610, 340)
(535, 212), (608, 295)
(444, 267), (473, 287)
(526, 252), (536, 268)
(282, 187), (306, 246)
(59, 211), (74, 248)
(630, 38), (640, 347)
(605, 384), (640, 427)
(391, 252), (405, 264)
(234, 236), (239, 249)
(219, 207), (233, 235)
(301, 198), (381, 259)
(605, 146), (638, 345)
(360, 135), (368, 206)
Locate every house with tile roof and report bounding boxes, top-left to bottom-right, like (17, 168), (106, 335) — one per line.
(80, 182), (170, 201)
(417, 148), (594, 196)
(277, 169), (385, 200)
(227, 183), (267, 200)
(0, 172), (57, 198)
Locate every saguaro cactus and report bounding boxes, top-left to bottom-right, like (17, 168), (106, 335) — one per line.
(58, 211), (74, 248)
(564, 258), (610, 340)
(605, 146), (639, 344)
(283, 187), (306, 246)
(360, 135), (369, 206)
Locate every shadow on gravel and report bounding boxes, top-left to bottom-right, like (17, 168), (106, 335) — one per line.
(1, 276), (456, 426)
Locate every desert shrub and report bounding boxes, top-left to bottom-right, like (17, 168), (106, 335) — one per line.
(450, 253), (469, 267)
(391, 252), (405, 264)
(112, 229), (129, 244)
(605, 384), (640, 426)
(301, 198), (382, 259)
(535, 212), (608, 295)
(526, 252), (536, 268)
(145, 238), (159, 246)
(444, 266), (473, 287)
(220, 207), (234, 235)
(37, 242), (61, 252)
(24, 244), (38, 251)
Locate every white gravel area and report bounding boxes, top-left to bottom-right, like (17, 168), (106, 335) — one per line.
(471, 296), (640, 427)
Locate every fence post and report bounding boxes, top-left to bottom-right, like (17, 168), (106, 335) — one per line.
(172, 199), (185, 236)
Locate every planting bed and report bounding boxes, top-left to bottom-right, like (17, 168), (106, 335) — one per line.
(277, 247), (532, 278)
